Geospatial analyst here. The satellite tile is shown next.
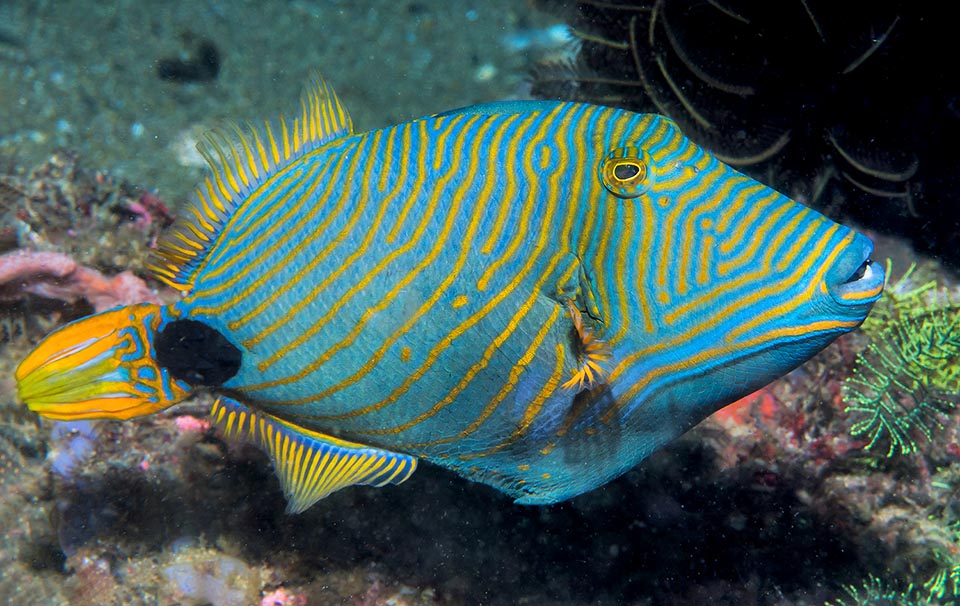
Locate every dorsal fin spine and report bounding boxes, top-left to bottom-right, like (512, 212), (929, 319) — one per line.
(210, 137), (241, 195)
(280, 117), (291, 162)
(263, 121), (280, 165)
(197, 142), (233, 204)
(193, 194), (217, 232)
(310, 94), (320, 140)
(228, 128), (252, 188)
(147, 75), (353, 290)
(248, 123), (270, 176)
(204, 177), (227, 215)
(301, 97), (311, 142)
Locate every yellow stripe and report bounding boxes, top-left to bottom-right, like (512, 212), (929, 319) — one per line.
(294, 116), (574, 414)
(632, 183), (656, 333)
(590, 198), (618, 335)
(476, 107), (564, 289)
(237, 133), (396, 345)
(367, 260), (573, 437)
(838, 280), (883, 302)
(187, 160), (333, 306)
(190, 157), (320, 284)
(243, 112), (496, 383)
(377, 124), (398, 193)
(402, 301), (563, 448)
(726, 227), (849, 340)
(675, 164), (727, 297)
(717, 188), (782, 269)
(459, 341), (566, 459)
(386, 122), (425, 243)
(717, 183), (773, 251)
(611, 224), (845, 385)
(205, 151), (330, 269)
(664, 210), (821, 326)
(601, 316), (861, 425)
(600, 230), (852, 424)
(235, 133), (387, 341)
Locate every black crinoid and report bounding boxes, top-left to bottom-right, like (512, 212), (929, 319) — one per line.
(531, 0), (960, 267)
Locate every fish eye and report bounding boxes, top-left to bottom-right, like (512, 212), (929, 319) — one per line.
(599, 146), (653, 199)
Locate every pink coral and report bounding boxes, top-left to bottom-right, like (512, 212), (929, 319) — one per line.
(260, 587), (306, 606)
(125, 191), (175, 232)
(0, 249), (160, 312)
(174, 415), (211, 433)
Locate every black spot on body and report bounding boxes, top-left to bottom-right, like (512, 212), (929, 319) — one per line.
(155, 319), (241, 386)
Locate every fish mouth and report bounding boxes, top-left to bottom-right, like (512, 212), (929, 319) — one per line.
(828, 233), (885, 306)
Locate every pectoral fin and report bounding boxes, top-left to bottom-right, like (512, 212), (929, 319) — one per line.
(210, 396), (417, 513)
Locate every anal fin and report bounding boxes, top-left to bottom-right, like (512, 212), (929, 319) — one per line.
(210, 396), (416, 513)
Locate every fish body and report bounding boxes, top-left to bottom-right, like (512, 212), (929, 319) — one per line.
(17, 79), (884, 511)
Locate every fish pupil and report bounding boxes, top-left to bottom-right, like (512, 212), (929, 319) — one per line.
(613, 162), (641, 181)
(155, 319), (242, 386)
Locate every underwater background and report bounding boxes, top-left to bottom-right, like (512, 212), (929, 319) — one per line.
(2, 1), (959, 605)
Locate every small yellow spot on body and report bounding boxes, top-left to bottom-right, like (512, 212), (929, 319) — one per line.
(541, 473), (551, 479)
(540, 443), (555, 456)
(400, 346), (411, 362)
(538, 146), (552, 171)
(452, 295), (468, 309)
(585, 427), (596, 435)
(518, 464), (530, 471)
(657, 291), (669, 303)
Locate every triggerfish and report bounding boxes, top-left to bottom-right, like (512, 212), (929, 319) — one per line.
(16, 77), (884, 512)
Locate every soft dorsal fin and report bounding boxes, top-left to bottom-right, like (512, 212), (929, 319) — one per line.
(210, 396), (417, 513)
(148, 75), (353, 291)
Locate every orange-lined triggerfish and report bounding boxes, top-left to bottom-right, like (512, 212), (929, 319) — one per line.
(16, 77), (884, 512)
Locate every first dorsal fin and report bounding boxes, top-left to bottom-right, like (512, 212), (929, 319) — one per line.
(148, 75), (353, 291)
(210, 396), (416, 513)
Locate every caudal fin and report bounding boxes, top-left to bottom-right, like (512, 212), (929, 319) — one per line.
(16, 304), (192, 421)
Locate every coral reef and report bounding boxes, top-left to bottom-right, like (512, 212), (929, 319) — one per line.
(162, 551), (259, 606)
(0, 249), (160, 312)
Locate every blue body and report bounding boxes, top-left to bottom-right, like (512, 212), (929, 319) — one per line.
(16, 87), (884, 506)
(178, 101), (881, 502)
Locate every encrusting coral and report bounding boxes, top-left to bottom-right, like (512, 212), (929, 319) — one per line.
(0, 249), (160, 312)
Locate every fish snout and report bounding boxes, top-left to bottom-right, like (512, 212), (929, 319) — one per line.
(826, 232), (885, 309)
